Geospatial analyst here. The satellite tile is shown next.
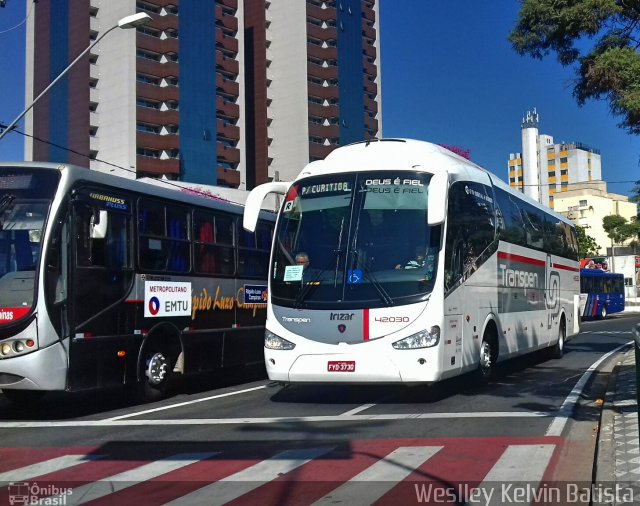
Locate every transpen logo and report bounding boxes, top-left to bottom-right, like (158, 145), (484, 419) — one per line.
(148, 296), (160, 316)
(499, 264), (539, 291)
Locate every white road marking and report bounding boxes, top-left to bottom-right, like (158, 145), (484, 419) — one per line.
(546, 341), (631, 436)
(165, 448), (331, 506)
(0, 454), (103, 482)
(312, 446), (442, 505)
(105, 385), (267, 421)
(480, 444), (556, 506)
(53, 452), (217, 505)
(0, 411), (550, 428)
(340, 403), (376, 416)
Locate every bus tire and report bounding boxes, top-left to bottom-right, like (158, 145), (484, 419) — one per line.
(478, 331), (497, 383)
(140, 344), (174, 402)
(550, 317), (565, 359)
(599, 305), (607, 320)
(2, 389), (45, 405)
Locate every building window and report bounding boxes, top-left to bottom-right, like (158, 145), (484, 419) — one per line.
(548, 171), (555, 178)
(560, 157), (568, 164)
(560, 169), (568, 176)
(579, 199), (587, 206)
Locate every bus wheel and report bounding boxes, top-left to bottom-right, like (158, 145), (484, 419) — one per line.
(141, 345), (173, 402)
(2, 389), (45, 405)
(478, 335), (497, 383)
(550, 318), (565, 359)
(599, 305), (607, 320)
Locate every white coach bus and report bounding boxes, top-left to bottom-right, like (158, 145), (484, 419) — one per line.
(243, 139), (580, 384)
(0, 162), (274, 402)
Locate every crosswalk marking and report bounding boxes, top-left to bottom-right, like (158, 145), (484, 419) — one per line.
(52, 452), (217, 506)
(0, 455), (101, 482)
(312, 446), (442, 505)
(164, 448), (332, 506)
(480, 444), (556, 506)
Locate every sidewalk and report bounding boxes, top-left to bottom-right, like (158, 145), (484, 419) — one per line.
(595, 348), (640, 504)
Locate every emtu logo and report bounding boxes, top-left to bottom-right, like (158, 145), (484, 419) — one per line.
(148, 296), (160, 316)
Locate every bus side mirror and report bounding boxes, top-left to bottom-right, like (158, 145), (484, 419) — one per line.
(427, 171), (448, 226)
(243, 181), (290, 232)
(90, 209), (108, 239)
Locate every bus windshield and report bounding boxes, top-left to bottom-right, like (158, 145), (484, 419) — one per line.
(0, 170), (59, 321)
(271, 171), (440, 308)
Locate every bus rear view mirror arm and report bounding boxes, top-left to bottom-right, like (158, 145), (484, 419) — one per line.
(243, 181), (290, 232)
(427, 171), (448, 226)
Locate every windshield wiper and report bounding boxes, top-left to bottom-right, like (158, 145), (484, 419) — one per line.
(351, 250), (393, 306)
(0, 195), (14, 214)
(294, 248), (343, 308)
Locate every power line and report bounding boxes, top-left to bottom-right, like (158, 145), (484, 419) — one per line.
(0, 0), (35, 36)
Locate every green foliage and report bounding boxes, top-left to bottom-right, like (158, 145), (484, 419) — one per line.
(575, 225), (600, 257)
(630, 180), (640, 203)
(602, 214), (633, 243)
(509, 0), (640, 134)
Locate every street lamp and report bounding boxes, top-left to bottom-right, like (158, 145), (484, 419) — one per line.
(0, 12), (152, 141)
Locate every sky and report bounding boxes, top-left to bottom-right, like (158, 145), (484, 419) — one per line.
(0, 0), (637, 197)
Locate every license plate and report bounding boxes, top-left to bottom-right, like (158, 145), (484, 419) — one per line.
(327, 360), (355, 372)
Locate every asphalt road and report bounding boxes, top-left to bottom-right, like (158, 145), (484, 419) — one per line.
(0, 313), (637, 505)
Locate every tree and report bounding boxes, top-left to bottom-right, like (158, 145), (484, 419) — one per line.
(602, 214), (632, 244)
(509, 0), (640, 134)
(575, 225), (600, 257)
(630, 179), (640, 204)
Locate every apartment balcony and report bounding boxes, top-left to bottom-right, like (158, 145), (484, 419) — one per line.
(308, 82), (339, 101)
(362, 24), (375, 40)
(136, 32), (179, 54)
(137, 131), (180, 150)
(363, 60), (377, 76)
(217, 119), (240, 141)
(89, 111), (99, 128)
(217, 167), (240, 187)
(137, 58), (178, 78)
(307, 3), (335, 22)
(306, 23), (336, 41)
(89, 87), (99, 103)
(136, 82), (179, 102)
(215, 28), (239, 53)
(307, 62), (338, 80)
(362, 8), (375, 22)
(363, 44), (376, 58)
(307, 42), (337, 61)
(216, 50), (239, 75)
(308, 122), (339, 138)
(217, 0), (238, 10)
(216, 96), (240, 119)
(149, 14), (178, 32)
(217, 143), (240, 164)
(308, 102), (339, 118)
(136, 156), (180, 177)
(142, 0), (180, 8)
(216, 74), (239, 96)
(364, 79), (377, 95)
(364, 96), (378, 113)
(309, 142), (334, 160)
(89, 136), (99, 152)
(136, 106), (179, 125)
(215, 6), (239, 31)
(364, 115), (378, 132)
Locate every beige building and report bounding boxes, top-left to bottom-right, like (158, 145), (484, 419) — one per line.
(553, 181), (637, 255)
(508, 109), (602, 209)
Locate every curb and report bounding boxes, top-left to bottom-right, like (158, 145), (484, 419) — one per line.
(593, 359), (619, 490)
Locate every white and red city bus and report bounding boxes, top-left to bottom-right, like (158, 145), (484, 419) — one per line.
(243, 139), (580, 384)
(0, 163), (274, 402)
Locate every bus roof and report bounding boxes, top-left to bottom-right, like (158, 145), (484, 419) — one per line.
(294, 138), (573, 227)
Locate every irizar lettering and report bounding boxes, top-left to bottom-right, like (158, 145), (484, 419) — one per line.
(330, 313), (354, 321)
(499, 263), (538, 290)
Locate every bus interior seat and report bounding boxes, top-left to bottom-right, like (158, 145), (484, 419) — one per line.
(198, 222), (215, 273)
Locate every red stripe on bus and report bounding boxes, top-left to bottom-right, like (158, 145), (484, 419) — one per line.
(497, 251), (545, 267)
(552, 263), (579, 272)
(363, 309), (370, 341)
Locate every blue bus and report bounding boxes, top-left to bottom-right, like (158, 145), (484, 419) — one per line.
(579, 268), (625, 319)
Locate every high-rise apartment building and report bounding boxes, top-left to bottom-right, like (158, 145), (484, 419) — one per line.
(507, 109), (601, 209)
(24, 0), (382, 188)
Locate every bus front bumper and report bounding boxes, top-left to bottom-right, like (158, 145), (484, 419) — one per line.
(0, 340), (68, 391)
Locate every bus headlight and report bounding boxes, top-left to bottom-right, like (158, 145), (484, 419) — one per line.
(392, 326), (440, 349)
(265, 330), (296, 350)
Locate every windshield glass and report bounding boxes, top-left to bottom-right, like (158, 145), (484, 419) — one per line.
(0, 170), (59, 323)
(271, 171), (440, 309)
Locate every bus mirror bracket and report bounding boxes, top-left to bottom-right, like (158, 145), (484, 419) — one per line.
(243, 181), (290, 232)
(427, 171), (448, 226)
(90, 209), (108, 239)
